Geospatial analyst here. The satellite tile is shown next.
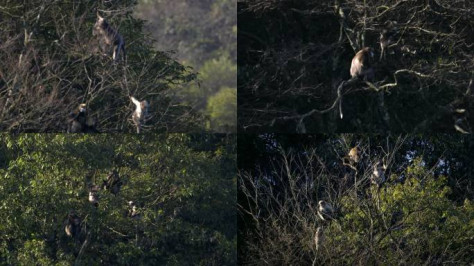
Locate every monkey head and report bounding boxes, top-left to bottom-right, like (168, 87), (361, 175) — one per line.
(78, 103), (86, 113)
(69, 103), (86, 118)
(348, 146), (359, 163)
(93, 14), (105, 36)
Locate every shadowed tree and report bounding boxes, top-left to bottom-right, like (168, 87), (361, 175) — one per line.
(238, 0), (474, 133)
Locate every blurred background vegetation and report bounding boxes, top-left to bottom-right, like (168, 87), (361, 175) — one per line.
(0, 134), (236, 265)
(136, 0), (237, 132)
(238, 134), (474, 265)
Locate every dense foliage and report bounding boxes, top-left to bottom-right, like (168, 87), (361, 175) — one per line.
(238, 0), (474, 133)
(0, 134), (236, 265)
(238, 134), (474, 265)
(136, 0), (237, 132)
(0, 0), (203, 132)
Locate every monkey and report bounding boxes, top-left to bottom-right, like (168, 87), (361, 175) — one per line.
(453, 109), (470, 134)
(454, 118), (470, 134)
(103, 170), (117, 187)
(65, 211), (81, 238)
(128, 201), (141, 219)
(130, 96), (149, 133)
(342, 145), (360, 174)
(93, 13), (126, 62)
(317, 200), (335, 221)
(89, 191), (98, 207)
(340, 47), (375, 118)
(348, 146), (359, 163)
(400, 45), (417, 57)
(68, 103), (87, 133)
(67, 104), (99, 133)
(88, 185), (99, 207)
(371, 161), (386, 187)
(380, 21), (398, 61)
(350, 47), (375, 81)
(380, 27), (398, 61)
(379, 30), (391, 61)
(102, 170), (122, 196)
(314, 226), (324, 251)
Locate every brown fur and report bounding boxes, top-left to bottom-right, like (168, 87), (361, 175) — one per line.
(350, 47), (374, 80)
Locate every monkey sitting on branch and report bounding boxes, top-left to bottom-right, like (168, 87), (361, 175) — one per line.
(88, 185), (99, 207)
(128, 201), (142, 220)
(371, 160), (387, 187)
(379, 21), (398, 61)
(93, 13), (126, 62)
(67, 103), (99, 133)
(65, 211), (81, 239)
(102, 170), (123, 196)
(317, 200), (336, 221)
(350, 47), (375, 81)
(341, 145), (362, 172)
(339, 47), (378, 119)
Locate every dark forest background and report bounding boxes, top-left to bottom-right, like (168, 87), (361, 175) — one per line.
(238, 134), (474, 265)
(238, 0), (474, 133)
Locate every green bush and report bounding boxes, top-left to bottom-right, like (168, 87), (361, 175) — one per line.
(0, 134), (236, 265)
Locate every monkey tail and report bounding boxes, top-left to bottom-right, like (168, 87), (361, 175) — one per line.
(339, 97), (343, 119)
(337, 80), (345, 119)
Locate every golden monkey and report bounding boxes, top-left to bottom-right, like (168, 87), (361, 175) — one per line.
(350, 47), (374, 81)
(348, 146), (359, 163)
